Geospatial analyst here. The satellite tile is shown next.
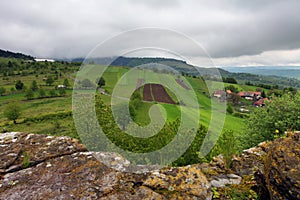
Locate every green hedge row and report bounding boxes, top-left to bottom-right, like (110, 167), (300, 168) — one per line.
(24, 111), (72, 123)
(232, 112), (250, 118)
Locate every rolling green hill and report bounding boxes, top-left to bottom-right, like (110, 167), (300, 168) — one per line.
(0, 50), (273, 140)
(100, 66), (245, 134)
(76, 56), (300, 89)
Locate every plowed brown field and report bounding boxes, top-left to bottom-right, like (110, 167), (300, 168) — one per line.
(142, 83), (176, 104)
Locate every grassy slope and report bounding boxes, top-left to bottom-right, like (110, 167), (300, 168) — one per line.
(0, 64), (245, 137)
(100, 66), (245, 134)
(0, 92), (75, 137)
(0, 57), (77, 136)
(207, 80), (269, 92)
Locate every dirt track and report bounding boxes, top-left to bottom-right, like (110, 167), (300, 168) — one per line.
(136, 78), (144, 89)
(176, 79), (190, 90)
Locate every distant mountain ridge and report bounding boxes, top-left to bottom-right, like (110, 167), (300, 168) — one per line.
(73, 56), (300, 88)
(222, 66), (300, 80)
(0, 49), (34, 60)
(0, 48), (299, 88)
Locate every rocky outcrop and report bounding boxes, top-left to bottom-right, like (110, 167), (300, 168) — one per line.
(0, 132), (212, 199)
(230, 141), (269, 176)
(0, 131), (299, 199)
(0, 132), (86, 174)
(229, 131), (300, 200)
(264, 132), (300, 200)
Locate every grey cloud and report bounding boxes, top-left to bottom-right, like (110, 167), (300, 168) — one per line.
(128, 0), (180, 9)
(0, 0), (299, 67)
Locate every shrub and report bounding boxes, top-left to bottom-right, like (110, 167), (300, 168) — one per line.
(38, 88), (46, 98)
(227, 104), (234, 114)
(0, 87), (6, 96)
(232, 112), (249, 118)
(49, 89), (57, 97)
(24, 111), (72, 123)
(4, 102), (21, 124)
(58, 88), (66, 96)
(46, 76), (54, 85)
(15, 80), (24, 90)
(97, 77), (105, 87)
(30, 80), (38, 91)
(218, 130), (237, 169)
(63, 78), (70, 87)
(25, 89), (34, 100)
(241, 92), (300, 149)
(22, 152), (31, 168)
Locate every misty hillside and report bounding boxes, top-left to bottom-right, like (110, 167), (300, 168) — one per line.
(222, 66), (300, 80)
(75, 56), (300, 88)
(0, 49), (34, 60)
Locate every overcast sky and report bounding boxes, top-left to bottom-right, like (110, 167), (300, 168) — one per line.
(0, 0), (300, 66)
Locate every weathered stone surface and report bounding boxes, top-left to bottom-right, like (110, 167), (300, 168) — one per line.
(0, 132), (87, 173)
(229, 131), (300, 199)
(264, 131), (300, 200)
(230, 141), (269, 176)
(0, 132), (212, 199)
(210, 174), (242, 188)
(144, 165), (212, 199)
(1, 131), (298, 199)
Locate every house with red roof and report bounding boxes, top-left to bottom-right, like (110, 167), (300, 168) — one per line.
(254, 98), (268, 107)
(238, 91), (261, 100)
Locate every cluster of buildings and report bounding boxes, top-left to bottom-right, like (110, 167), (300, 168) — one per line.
(213, 90), (268, 107)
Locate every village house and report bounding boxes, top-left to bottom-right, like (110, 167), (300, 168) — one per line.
(213, 90), (225, 98)
(213, 90), (232, 102)
(238, 91), (261, 101)
(57, 85), (66, 89)
(226, 90), (232, 95)
(99, 88), (105, 95)
(254, 98), (268, 107)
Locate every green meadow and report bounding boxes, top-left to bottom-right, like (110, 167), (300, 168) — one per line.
(0, 63), (245, 140)
(100, 66), (245, 135)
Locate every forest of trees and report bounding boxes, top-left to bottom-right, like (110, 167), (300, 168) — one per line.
(0, 49), (34, 60)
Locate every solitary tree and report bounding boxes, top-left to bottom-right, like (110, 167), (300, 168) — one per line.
(4, 103), (21, 124)
(261, 90), (266, 98)
(7, 61), (13, 68)
(46, 76), (54, 86)
(226, 104), (234, 114)
(63, 78), (70, 88)
(81, 78), (94, 88)
(30, 80), (38, 91)
(15, 80), (24, 90)
(58, 88), (66, 96)
(97, 77), (106, 87)
(49, 89), (57, 97)
(38, 88), (46, 98)
(0, 87), (6, 96)
(25, 89), (34, 100)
